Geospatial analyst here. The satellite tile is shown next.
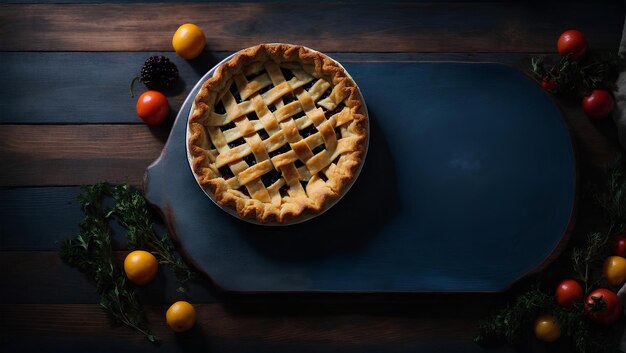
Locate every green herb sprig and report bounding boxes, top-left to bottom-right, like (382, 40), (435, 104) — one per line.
(572, 231), (609, 293)
(531, 53), (619, 99)
(572, 164), (626, 292)
(109, 183), (194, 293)
(59, 183), (157, 342)
(474, 289), (552, 345)
(60, 182), (196, 341)
(476, 162), (626, 353)
(594, 166), (626, 232)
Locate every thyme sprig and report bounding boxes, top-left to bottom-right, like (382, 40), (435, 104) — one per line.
(60, 182), (196, 341)
(531, 52), (619, 99)
(476, 162), (626, 353)
(572, 232), (609, 293)
(475, 288), (616, 353)
(594, 166), (626, 232)
(59, 183), (157, 342)
(475, 289), (552, 345)
(109, 183), (194, 292)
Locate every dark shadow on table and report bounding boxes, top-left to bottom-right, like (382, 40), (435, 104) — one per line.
(188, 51), (221, 77)
(174, 324), (212, 353)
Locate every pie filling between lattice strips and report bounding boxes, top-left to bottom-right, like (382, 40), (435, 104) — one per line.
(188, 44), (367, 224)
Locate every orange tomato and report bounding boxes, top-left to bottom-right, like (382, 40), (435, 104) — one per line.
(172, 23), (206, 59)
(166, 301), (197, 332)
(136, 90), (170, 125)
(602, 256), (626, 286)
(123, 250), (158, 285)
(534, 315), (561, 342)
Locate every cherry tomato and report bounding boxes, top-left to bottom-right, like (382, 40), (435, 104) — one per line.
(584, 288), (622, 326)
(613, 233), (626, 257)
(166, 301), (196, 333)
(582, 89), (614, 119)
(541, 77), (557, 93)
(136, 90), (170, 125)
(534, 315), (561, 342)
(555, 279), (583, 309)
(603, 256), (626, 287)
(172, 23), (206, 60)
(557, 30), (588, 61)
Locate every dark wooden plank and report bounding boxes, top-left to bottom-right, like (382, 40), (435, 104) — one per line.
(557, 102), (624, 168)
(0, 303), (488, 343)
(2, 51), (624, 126)
(1, 0), (607, 3)
(0, 186), (171, 250)
(0, 125), (166, 186)
(0, 249), (510, 307)
(0, 187), (84, 250)
(1, 102), (622, 188)
(0, 52), (209, 124)
(0, 52), (531, 124)
(0, 251), (215, 304)
(0, 340), (518, 353)
(0, 3), (622, 52)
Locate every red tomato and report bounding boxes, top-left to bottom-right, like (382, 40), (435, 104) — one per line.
(582, 90), (614, 119)
(557, 30), (587, 61)
(555, 279), (583, 309)
(136, 91), (170, 125)
(613, 233), (626, 257)
(541, 77), (557, 93)
(584, 288), (622, 326)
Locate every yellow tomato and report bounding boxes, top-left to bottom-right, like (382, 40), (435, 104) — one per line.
(603, 256), (626, 286)
(166, 301), (197, 332)
(123, 250), (158, 285)
(172, 23), (206, 59)
(534, 315), (560, 343)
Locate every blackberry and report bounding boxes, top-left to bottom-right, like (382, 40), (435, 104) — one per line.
(140, 56), (179, 89)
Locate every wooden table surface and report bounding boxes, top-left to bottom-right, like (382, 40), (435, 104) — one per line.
(1, 1), (625, 352)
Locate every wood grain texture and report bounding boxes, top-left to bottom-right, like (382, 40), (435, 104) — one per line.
(0, 125), (167, 186)
(0, 251), (215, 304)
(0, 187), (84, 250)
(1, 104), (622, 188)
(0, 3), (622, 52)
(0, 52), (529, 124)
(0, 303), (484, 343)
(3, 0), (605, 3)
(0, 186), (167, 251)
(0, 302), (521, 353)
(0, 1), (624, 351)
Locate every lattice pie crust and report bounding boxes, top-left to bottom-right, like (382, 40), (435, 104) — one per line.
(188, 44), (368, 224)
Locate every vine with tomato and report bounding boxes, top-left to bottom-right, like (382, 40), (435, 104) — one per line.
(531, 30), (619, 119)
(475, 30), (626, 353)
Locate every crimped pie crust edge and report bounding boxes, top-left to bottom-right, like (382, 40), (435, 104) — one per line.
(187, 43), (368, 224)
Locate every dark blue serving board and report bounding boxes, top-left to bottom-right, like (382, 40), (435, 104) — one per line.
(144, 60), (575, 293)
